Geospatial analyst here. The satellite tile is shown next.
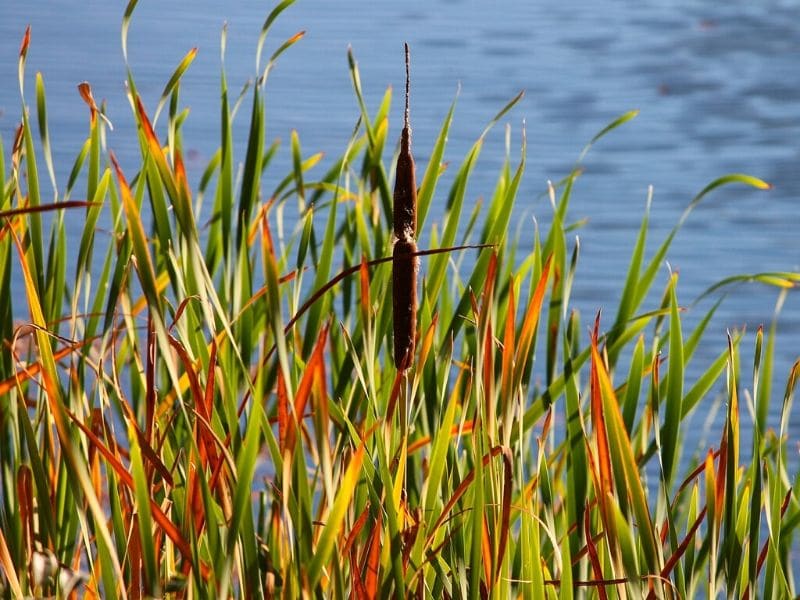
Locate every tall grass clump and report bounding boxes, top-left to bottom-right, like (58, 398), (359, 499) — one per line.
(1, 2), (799, 598)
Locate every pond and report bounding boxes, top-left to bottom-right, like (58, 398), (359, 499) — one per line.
(1, 0), (798, 464)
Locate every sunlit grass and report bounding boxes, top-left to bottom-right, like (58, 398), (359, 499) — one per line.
(0, 1), (798, 598)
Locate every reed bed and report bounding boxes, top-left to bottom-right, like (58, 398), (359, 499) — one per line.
(0, 2), (798, 598)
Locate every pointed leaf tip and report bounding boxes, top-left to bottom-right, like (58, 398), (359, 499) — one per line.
(19, 26), (31, 57)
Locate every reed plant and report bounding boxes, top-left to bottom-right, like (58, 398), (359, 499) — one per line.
(0, 2), (798, 598)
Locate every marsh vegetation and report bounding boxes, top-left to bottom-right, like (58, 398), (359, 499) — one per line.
(0, 2), (798, 598)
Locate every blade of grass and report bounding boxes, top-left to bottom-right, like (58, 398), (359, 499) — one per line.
(661, 273), (684, 485)
(577, 109), (639, 162)
(153, 47), (198, 126)
(35, 72), (57, 196)
(307, 441), (366, 590)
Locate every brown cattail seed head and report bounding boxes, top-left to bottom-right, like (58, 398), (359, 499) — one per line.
(393, 239), (418, 371)
(393, 44), (416, 243)
(393, 129), (417, 242)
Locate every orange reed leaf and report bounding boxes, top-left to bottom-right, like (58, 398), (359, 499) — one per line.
(416, 313), (438, 374)
(283, 323), (329, 454)
(343, 504), (371, 557)
(203, 340), (217, 427)
(277, 369), (289, 451)
(364, 511), (382, 600)
(661, 505), (707, 578)
(715, 434), (727, 531)
(350, 550), (369, 600)
(0, 527), (23, 598)
(359, 255), (371, 321)
(583, 506), (609, 600)
(590, 314), (614, 525)
(173, 146), (191, 202)
(135, 96), (164, 159)
(77, 82), (97, 116)
(167, 334), (205, 414)
(19, 26), (31, 60)
(76, 81), (112, 129)
(134, 95), (179, 202)
(385, 365), (407, 427)
(515, 255), (552, 375)
(500, 276), (516, 403)
(129, 520), (144, 595)
(481, 514), (493, 586)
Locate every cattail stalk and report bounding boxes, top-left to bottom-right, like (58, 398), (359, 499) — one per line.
(393, 43), (418, 371)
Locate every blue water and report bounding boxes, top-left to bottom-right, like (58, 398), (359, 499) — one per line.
(1, 0), (798, 502)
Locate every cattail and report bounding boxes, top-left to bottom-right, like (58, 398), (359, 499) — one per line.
(393, 239), (418, 370)
(393, 43), (417, 243)
(393, 43), (418, 371)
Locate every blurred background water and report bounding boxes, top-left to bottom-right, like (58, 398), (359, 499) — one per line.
(1, 1), (798, 467)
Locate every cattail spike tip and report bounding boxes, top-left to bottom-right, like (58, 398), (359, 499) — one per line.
(404, 43), (410, 129)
